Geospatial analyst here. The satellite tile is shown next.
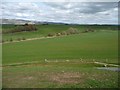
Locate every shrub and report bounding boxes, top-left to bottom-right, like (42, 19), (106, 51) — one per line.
(47, 33), (56, 37)
(22, 37), (26, 40)
(83, 30), (89, 33)
(83, 28), (95, 33)
(3, 23), (37, 34)
(24, 24), (37, 31)
(61, 31), (67, 35)
(56, 33), (61, 36)
(66, 27), (79, 35)
(90, 29), (95, 32)
(10, 38), (13, 42)
(2, 40), (4, 43)
(66, 32), (70, 35)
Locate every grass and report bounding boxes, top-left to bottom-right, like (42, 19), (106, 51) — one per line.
(2, 24), (117, 41)
(3, 30), (118, 65)
(2, 24), (119, 88)
(3, 61), (119, 88)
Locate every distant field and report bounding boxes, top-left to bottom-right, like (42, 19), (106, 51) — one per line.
(2, 24), (119, 88)
(2, 24), (117, 41)
(3, 30), (118, 64)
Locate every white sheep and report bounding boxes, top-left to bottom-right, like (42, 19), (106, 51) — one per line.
(45, 59), (48, 62)
(66, 60), (69, 62)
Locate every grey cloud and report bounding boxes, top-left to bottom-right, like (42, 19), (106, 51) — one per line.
(2, 2), (118, 24)
(80, 2), (117, 14)
(45, 2), (117, 14)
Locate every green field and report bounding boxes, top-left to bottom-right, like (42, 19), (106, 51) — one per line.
(2, 24), (117, 41)
(2, 24), (119, 88)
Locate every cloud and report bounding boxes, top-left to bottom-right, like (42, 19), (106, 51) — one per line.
(2, 0), (120, 2)
(45, 2), (117, 14)
(2, 2), (118, 24)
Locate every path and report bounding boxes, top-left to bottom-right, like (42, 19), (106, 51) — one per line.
(94, 62), (119, 67)
(2, 36), (58, 44)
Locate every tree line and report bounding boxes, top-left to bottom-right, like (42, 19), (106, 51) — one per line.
(3, 23), (37, 34)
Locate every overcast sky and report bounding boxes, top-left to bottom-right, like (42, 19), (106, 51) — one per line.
(1, 1), (118, 24)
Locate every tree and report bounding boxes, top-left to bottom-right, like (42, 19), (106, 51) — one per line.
(66, 27), (79, 35)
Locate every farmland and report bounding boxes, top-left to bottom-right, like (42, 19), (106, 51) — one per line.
(2, 24), (119, 88)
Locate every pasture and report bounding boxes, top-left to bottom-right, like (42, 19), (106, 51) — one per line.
(2, 24), (119, 88)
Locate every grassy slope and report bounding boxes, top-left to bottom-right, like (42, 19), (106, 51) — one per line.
(2, 25), (119, 88)
(2, 24), (70, 40)
(3, 62), (118, 88)
(3, 31), (118, 65)
(2, 24), (117, 41)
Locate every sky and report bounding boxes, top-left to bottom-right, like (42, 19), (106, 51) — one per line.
(1, 1), (119, 24)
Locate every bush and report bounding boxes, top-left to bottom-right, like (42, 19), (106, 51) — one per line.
(56, 33), (61, 36)
(2, 40), (4, 43)
(3, 23), (37, 34)
(24, 24), (37, 31)
(90, 29), (95, 32)
(47, 33), (56, 37)
(22, 37), (26, 40)
(10, 38), (13, 42)
(61, 31), (67, 35)
(67, 32), (70, 35)
(83, 28), (95, 33)
(66, 27), (79, 35)
(83, 30), (89, 33)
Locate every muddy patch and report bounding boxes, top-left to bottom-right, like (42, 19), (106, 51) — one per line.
(50, 72), (83, 84)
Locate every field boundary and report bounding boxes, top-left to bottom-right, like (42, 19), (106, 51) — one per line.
(2, 60), (119, 67)
(94, 62), (119, 67)
(2, 36), (58, 44)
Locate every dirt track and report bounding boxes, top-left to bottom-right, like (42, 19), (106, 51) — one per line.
(2, 36), (57, 44)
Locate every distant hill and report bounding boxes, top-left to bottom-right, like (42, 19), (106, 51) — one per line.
(0, 18), (71, 25)
(0, 19), (37, 24)
(1, 18), (118, 25)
